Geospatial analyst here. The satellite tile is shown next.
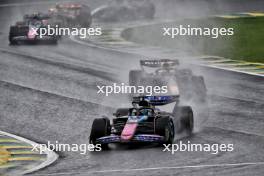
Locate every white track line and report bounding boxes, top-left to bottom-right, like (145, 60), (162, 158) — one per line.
(33, 162), (264, 175)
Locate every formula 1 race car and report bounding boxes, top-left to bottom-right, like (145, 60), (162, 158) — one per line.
(129, 59), (207, 104)
(89, 96), (193, 148)
(92, 0), (155, 22)
(9, 13), (58, 45)
(49, 3), (92, 27)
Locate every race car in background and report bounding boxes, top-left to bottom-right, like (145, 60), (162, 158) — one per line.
(90, 96), (193, 148)
(129, 59), (208, 122)
(49, 3), (92, 27)
(92, 0), (155, 22)
(129, 59), (207, 103)
(9, 13), (58, 45)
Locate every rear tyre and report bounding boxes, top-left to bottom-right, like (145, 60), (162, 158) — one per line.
(129, 70), (142, 87)
(191, 76), (209, 126)
(155, 117), (174, 144)
(191, 76), (207, 103)
(89, 118), (111, 149)
(173, 106), (194, 135)
(129, 70), (142, 98)
(9, 26), (18, 45)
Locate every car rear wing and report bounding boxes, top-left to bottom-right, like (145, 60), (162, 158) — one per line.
(56, 3), (83, 9)
(140, 59), (179, 68)
(133, 96), (179, 106)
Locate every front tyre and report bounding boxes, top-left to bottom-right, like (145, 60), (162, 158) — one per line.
(191, 76), (207, 103)
(9, 37), (18, 45)
(89, 117), (111, 149)
(9, 26), (18, 45)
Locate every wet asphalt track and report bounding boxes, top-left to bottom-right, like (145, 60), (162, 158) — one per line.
(0, 1), (264, 176)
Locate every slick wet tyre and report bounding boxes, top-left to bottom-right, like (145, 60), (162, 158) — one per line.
(155, 117), (175, 144)
(129, 70), (143, 98)
(89, 118), (111, 149)
(129, 70), (142, 87)
(191, 76), (207, 102)
(174, 106), (194, 135)
(9, 26), (18, 45)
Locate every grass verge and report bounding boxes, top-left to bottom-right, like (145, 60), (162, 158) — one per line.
(123, 16), (264, 63)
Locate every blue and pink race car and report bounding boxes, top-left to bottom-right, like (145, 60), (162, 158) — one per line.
(89, 96), (193, 149)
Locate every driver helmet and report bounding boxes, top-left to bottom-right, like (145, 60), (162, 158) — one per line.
(131, 109), (138, 116)
(140, 109), (152, 116)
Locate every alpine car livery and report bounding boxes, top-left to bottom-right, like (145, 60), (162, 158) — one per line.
(9, 13), (58, 45)
(89, 96), (194, 149)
